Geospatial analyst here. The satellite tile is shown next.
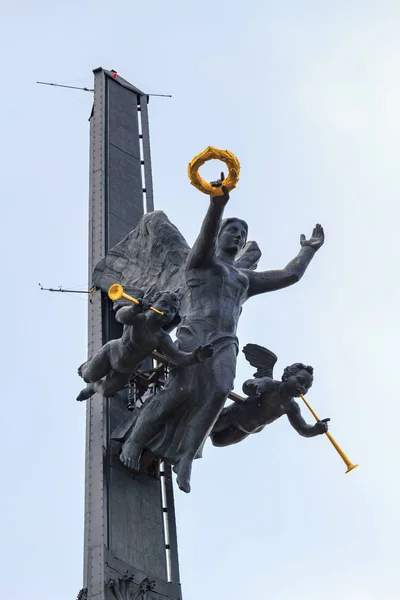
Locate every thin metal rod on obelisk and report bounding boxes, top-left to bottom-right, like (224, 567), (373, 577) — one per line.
(37, 81), (94, 92)
(36, 80), (172, 97)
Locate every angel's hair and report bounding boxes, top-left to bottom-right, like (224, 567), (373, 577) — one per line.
(219, 218), (248, 243)
(151, 290), (181, 309)
(282, 363), (314, 381)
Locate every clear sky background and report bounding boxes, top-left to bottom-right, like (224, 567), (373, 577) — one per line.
(1, 1), (399, 599)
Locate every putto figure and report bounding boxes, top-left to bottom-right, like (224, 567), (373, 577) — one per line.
(77, 291), (214, 401)
(211, 344), (330, 447)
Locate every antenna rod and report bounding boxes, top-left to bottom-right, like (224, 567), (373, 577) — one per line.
(37, 81), (94, 92)
(148, 93), (172, 98)
(39, 283), (91, 294)
(37, 81), (171, 97)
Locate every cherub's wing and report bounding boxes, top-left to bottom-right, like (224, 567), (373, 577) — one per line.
(242, 343), (278, 378)
(92, 210), (190, 299)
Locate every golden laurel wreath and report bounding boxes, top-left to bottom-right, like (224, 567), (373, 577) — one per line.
(187, 146), (240, 196)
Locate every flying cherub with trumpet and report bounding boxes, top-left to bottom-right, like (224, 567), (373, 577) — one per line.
(77, 287), (214, 402)
(211, 344), (330, 447)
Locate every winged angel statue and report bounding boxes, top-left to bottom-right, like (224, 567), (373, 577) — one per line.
(92, 180), (325, 492)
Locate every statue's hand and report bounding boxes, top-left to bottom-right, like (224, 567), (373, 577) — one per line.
(210, 171), (229, 206)
(195, 344), (214, 362)
(314, 418), (330, 434)
(244, 381), (261, 398)
(138, 298), (151, 312)
(300, 224), (325, 251)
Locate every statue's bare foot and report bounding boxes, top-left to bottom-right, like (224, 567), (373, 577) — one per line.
(176, 476), (191, 494)
(77, 385), (94, 402)
(120, 440), (141, 472)
(173, 459), (192, 494)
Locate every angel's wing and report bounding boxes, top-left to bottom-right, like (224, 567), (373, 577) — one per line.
(92, 210), (190, 298)
(92, 210), (262, 297)
(242, 343), (278, 379)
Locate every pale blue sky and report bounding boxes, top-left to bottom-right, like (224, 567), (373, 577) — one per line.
(1, 1), (399, 599)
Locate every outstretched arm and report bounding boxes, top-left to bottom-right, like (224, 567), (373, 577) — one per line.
(114, 303), (146, 326)
(286, 400), (330, 438)
(158, 335), (214, 367)
(187, 174), (229, 269)
(242, 377), (275, 398)
(247, 224), (324, 296)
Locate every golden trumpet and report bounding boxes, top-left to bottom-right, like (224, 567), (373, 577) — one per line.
(300, 394), (358, 475)
(108, 284), (164, 316)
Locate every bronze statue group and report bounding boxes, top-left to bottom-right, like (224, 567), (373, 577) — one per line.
(78, 175), (328, 493)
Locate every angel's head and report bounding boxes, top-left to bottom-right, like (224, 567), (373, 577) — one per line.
(218, 218), (248, 256)
(281, 363), (314, 397)
(149, 290), (181, 328)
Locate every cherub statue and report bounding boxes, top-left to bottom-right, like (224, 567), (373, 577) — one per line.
(210, 344), (330, 447)
(77, 291), (214, 401)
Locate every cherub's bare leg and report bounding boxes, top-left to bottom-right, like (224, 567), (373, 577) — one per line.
(210, 427), (250, 447)
(212, 403), (240, 432)
(78, 344), (112, 383)
(77, 383), (96, 401)
(95, 371), (131, 397)
(77, 371), (131, 402)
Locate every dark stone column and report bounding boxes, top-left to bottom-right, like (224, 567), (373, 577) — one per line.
(83, 68), (181, 600)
